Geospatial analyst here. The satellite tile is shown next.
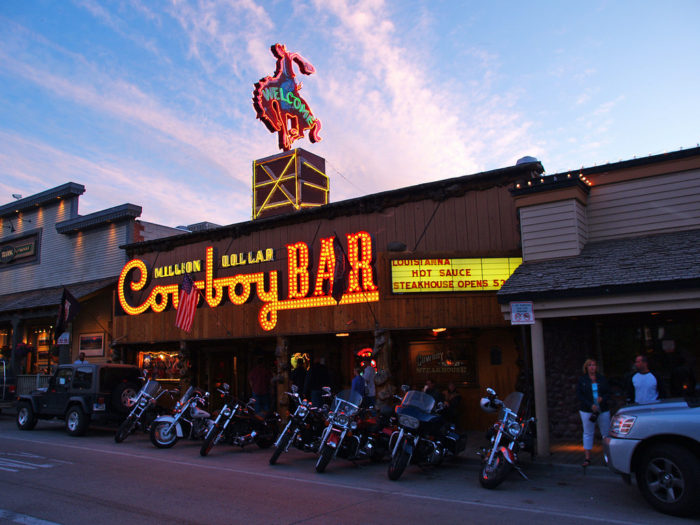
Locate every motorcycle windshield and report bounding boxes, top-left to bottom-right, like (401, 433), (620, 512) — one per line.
(142, 379), (160, 397)
(400, 391), (435, 413)
(332, 389), (362, 415)
(503, 392), (524, 414)
(179, 386), (195, 405)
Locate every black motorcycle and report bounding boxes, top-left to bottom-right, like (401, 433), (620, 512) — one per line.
(477, 387), (536, 489)
(200, 383), (280, 457)
(114, 379), (174, 443)
(387, 389), (466, 481)
(150, 386), (211, 448)
(315, 389), (363, 473)
(269, 385), (328, 465)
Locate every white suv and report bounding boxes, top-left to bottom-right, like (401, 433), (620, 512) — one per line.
(604, 398), (700, 517)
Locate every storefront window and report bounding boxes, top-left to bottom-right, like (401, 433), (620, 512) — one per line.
(0, 328), (10, 359)
(138, 351), (185, 380)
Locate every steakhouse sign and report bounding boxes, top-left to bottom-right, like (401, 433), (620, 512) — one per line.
(253, 43), (322, 151)
(118, 231), (378, 331)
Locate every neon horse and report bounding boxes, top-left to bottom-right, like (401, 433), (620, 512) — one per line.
(253, 43), (322, 151)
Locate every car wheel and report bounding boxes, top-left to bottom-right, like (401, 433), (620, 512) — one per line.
(636, 443), (700, 517)
(65, 406), (89, 436)
(112, 383), (139, 413)
(17, 402), (38, 430)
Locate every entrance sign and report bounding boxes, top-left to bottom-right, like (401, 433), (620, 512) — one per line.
(391, 258), (521, 293)
(253, 43), (322, 151)
(117, 231), (378, 331)
(510, 301), (535, 325)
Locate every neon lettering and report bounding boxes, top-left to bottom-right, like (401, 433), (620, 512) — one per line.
(253, 43), (322, 151)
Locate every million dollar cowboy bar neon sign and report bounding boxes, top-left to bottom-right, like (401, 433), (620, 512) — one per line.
(118, 232), (378, 331)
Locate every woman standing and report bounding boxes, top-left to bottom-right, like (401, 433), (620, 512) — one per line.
(576, 359), (611, 467)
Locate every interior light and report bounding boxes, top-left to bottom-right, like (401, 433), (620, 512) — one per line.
(432, 327), (447, 333)
(335, 332), (350, 337)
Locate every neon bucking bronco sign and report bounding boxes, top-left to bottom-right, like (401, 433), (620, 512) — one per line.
(253, 43), (322, 151)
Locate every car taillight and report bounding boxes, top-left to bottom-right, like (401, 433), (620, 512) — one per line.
(97, 397), (105, 405)
(610, 414), (636, 436)
(9, 385), (16, 393)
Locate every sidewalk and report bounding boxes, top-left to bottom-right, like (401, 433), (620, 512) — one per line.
(466, 430), (612, 475)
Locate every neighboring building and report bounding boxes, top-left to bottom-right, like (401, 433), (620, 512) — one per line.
(113, 157), (544, 430)
(498, 147), (700, 454)
(0, 183), (181, 376)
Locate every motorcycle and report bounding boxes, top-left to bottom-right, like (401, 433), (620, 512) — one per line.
(200, 383), (280, 457)
(269, 385), (329, 465)
(387, 388), (466, 481)
(476, 387), (536, 489)
(314, 389), (363, 473)
(114, 379), (175, 443)
(150, 386), (211, 448)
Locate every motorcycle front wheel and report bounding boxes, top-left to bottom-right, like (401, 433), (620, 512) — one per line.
(387, 442), (411, 481)
(200, 426), (221, 457)
(269, 429), (293, 465)
(114, 416), (135, 443)
(479, 451), (511, 489)
(315, 444), (334, 473)
(150, 421), (178, 449)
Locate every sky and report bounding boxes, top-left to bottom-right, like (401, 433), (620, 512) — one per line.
(1, 1), (699, 228)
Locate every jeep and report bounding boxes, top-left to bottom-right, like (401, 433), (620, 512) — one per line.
(16, 363), (141, 436)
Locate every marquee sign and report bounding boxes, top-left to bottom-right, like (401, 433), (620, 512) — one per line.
(118, 231), (378, 331)
(391, 257), (522, 293)
(253, 43), (322, 151)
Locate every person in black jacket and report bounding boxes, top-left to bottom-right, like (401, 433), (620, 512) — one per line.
(576, 358), (611, 467)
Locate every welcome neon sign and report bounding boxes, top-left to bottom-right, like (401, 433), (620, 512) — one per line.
(253, 43), (322, 151)
(118, 231), (378, 331)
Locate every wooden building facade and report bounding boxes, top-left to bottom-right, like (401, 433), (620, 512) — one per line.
(114, 158), (544, 430)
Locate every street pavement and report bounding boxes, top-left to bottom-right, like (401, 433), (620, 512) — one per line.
(0, 413), (693, 525)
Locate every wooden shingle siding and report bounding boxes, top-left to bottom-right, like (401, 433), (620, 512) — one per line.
(519, 199), (587, 261)
(588, 170), (700, 241)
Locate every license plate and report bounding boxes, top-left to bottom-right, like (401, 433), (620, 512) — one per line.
(93, 403), (105, 411)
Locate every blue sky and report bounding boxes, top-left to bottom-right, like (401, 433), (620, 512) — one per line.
(1, 1), (698, 227)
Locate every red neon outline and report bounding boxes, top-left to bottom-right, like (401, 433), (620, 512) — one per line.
(253, 43), (323, 151)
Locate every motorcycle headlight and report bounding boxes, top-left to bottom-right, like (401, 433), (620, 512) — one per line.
(335, 414), (349, 427)
(506, 420), (521, 438)
(398, 414), (419, 429)
(297, 406), (309, 418)
(610, 414), (636, 436)
(138, 398), (148, 407)
(222, 407), (232, 417)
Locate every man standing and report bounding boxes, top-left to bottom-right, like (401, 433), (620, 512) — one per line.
(304, 357), (330, 407)
(351, 367), (365, 399)
(74, 352), (88, 365)
(248, 356), (272, 414)
(628, 355), (661, 404)
(363, 362), (376, 407)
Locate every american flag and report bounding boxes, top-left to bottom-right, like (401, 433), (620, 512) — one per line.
(175, 273), (199, 332)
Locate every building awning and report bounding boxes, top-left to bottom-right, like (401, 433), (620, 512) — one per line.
(498, 229), (700, 304)
(0, 277), (117, 316)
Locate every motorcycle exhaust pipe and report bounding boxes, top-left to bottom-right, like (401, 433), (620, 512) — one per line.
(234, 430), (257, 446)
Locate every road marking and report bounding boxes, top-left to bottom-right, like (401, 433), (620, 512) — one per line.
(0, 451), (69, 472)
(0, 435), (644, 525)
(0, 509), (61, 525)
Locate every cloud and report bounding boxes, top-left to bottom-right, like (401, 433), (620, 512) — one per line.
(0, 131), (248, 225)
(305, 0), (538, 198)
